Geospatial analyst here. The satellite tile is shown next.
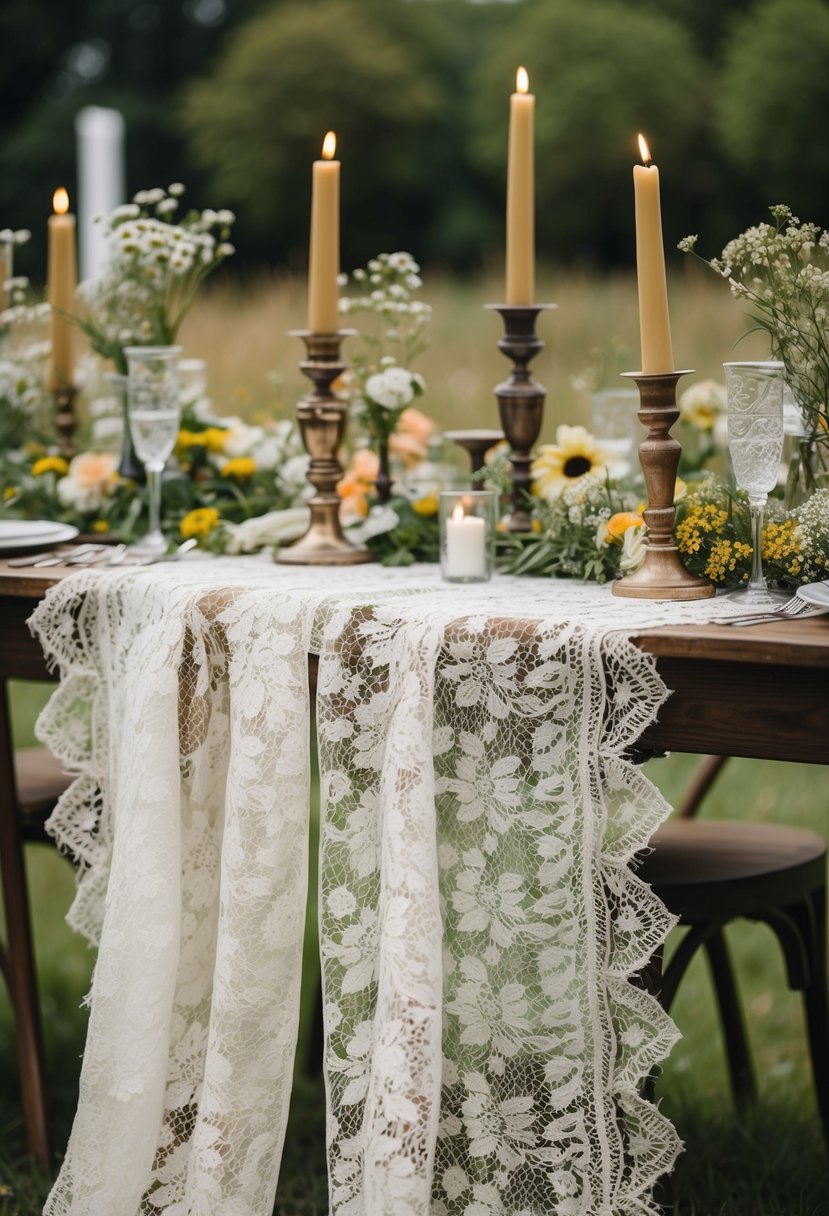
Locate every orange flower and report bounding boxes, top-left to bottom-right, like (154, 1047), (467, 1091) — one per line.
(337, 448), (379, 523)
(606, 511), (644, 541)
(389, 407), (434, 469)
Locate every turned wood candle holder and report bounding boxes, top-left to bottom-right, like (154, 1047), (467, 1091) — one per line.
(488, 303), (555, 532)
(54, 384), (78, 459)
(613, 369), (713, 600)
(277, 329), (372, 566)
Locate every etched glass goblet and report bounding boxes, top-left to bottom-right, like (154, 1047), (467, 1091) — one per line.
(723, 360), (785, 606)
(126, 346), (182, 553)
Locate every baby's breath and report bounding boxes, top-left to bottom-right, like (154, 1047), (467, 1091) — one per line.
(76, 185), (236, 371)
(680, 205), (829, 481)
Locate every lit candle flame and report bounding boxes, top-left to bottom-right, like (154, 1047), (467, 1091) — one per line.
(322, 131), (337, 160)
(637, 133), (652, 166)
(53, 187), (70, 215)
(452, 502), (465, 522)
(516, 66), (529, 95)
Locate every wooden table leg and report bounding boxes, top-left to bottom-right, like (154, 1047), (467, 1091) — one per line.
(0, 680), (50, 1171)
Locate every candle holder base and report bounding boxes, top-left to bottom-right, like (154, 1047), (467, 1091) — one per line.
(612, 370), (713, 601)
(276, 330), (373, 567)
(487, 304), (556, 532)
(54, 384), (78, 459)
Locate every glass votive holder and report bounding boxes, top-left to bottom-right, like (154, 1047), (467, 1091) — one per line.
(439, 489), (496, 583)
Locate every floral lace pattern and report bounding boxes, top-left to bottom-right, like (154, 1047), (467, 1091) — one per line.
(30, 562), (748, 1215)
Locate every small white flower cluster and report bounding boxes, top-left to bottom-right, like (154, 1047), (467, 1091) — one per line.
(0, 238), (51, 441)
(793, 488), (829, 582)
(78, 185), (236, 360)
(364, 365), (424, 412)
(680, 205), (829, 445)
(338, 250), (431, 360)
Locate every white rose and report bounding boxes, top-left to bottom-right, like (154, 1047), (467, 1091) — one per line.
(222, 507), (310, 555)
(619, 523), (647, 574)
(346, 504), (399, 544)
(223, 424), (264, 458)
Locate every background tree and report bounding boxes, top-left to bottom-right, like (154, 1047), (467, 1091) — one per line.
(716, 0), (829, 222)
(180, 0), (470, 270)
(467, 0), (710, 269)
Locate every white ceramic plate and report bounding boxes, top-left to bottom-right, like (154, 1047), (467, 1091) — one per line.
(796, 581), (829, 609)
(0, 520), (79, 554)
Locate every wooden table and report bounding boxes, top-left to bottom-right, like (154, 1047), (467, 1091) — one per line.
(1, 554), (827, 761)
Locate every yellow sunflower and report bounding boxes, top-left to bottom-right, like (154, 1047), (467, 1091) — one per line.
(532, 425), (610, 501)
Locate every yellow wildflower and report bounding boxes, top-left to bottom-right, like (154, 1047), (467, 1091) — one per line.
(4, 486), (17, 500)
(32, 456), (69, 477)
(203, 427), (228, 454)
(705, 539), (751, 583)
(180, 507), (220, 540)
(412, 493), (438, 517)
(176, 429), (206, 451)
(91, 520), (110, 534)
(676, 502), (728, 555)
(221, 457), (257, 481)
(762, 518), (802, 563)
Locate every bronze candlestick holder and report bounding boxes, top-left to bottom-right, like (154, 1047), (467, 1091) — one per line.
(613, 369), (713, 600)
(277, 329), (372, 566)
(54, 384), (78, 459)
(488, 303), (555, 531)
(444, 429), (505, 477)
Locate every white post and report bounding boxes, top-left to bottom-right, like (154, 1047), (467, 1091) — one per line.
(75, 106), (126, 281)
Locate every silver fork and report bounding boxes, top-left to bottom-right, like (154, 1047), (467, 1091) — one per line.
(721, 594), (829, 626)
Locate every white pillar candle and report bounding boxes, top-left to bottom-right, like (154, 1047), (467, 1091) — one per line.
(446, 502), (487, 579)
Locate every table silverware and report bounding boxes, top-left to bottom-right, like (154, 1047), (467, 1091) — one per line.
(717, 594), (829, 627)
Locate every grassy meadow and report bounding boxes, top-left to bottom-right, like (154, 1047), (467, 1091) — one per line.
(175, 261), (768, 435)
(1, 271), (827, 1215)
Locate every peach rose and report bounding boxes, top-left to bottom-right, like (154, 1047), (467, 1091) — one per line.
(58, 452), (120, 514)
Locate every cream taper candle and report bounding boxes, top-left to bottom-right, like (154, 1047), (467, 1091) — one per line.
(308, 131), (340, 334)
(506, 66), (535, 306)
(633, 135), (674, 374)
(47, 187), (77, 392)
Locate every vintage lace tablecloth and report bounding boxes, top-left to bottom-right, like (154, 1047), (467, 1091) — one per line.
(29, 560), (746, 1216)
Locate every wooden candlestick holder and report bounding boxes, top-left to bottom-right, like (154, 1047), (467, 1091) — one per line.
(488, 303), (555, 532)
(277, 329), (372, 566)
(444, 429), (505, 477)
(613, 370), (713, 600)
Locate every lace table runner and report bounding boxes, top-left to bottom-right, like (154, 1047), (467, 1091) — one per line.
(29, 561), (747, 1216)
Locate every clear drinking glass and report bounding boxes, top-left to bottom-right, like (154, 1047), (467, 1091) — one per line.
(723, 361), (785, 606)
(126, 345), (182, 553)
(589, 387), (641, 476)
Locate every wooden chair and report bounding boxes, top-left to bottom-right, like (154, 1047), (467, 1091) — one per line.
(638, 756), (828, 1145)
(0, 679), (71, 1171)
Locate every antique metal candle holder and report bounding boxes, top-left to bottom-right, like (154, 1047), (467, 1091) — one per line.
(488, 303), (555, 531)
(444, 429), (505, 477)
(613, 369), (713, 600)
(277, 329), (372, 566)
(54, 384), (78, 459)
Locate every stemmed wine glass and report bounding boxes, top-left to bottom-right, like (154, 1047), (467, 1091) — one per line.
(723, 360), (785, 606)
(125, 346), (182, 553)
